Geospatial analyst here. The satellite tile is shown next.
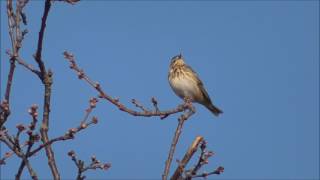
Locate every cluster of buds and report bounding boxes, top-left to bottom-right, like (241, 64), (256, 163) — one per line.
(91, 116), (98, 124)
(0, 100), (9, 112)
(28, 104), (39, 130)
(28, 104), (38, 118)
(63, 51), (76, 68)
(68, 150), (76, 158)
(102, 163), (111, 171)
(199, 140), (215, 165)
(90, 155), (111, 171)
(77, 69), (85, 79)
(94, 82), (100, 90)
(89, 98), (98, 109)
(68, 150), (111, 178)
(16, 124), (26, 132)
(213, 166), (224, 175)
(66, 128), (78, 139)
(199, 151), (214, 165)
(184, 139), (224, 179)
(27, 132), (40, 145)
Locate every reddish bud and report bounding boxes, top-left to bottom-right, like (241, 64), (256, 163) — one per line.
(81, 123), (87, 129)
(5, 152), (11, 158)
(27, 130), (33, 136)
(92, 116), (98, 124)
(16, 124), (26, 132)
(68, 150), (76, 157)
(1, 100), (9, 111)
(103, 163), (111, 170)
(214, 166), (224, 174)
(77, 70), (84, 79)
(94, 82), (100, 89)
(89, 97), (98, 108)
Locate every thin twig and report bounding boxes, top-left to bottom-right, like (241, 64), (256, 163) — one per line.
(15, 104), (40, 180)
(30, 117), (97, 157)
(132, 99), (149, 112)
(6, 50), (41, 78)
(29, 99), (98, 157)
(0, 130), (37, 179)
(186, 141), (209, 179)
(67, 151), (111, 180)
(16, 143), (36, 180)
(162, 103), (195, 180)
(190, 166), (224, 179)
(182, 139), (224, 180)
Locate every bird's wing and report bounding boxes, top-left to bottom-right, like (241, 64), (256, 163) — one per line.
(185, 65), (213, 104)
(185, 64), (202, 85)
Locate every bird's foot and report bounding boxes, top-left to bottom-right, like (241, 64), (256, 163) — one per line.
(184, 97), (192, 104)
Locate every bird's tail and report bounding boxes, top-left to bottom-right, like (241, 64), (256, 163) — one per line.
(207, 104), (223, 117)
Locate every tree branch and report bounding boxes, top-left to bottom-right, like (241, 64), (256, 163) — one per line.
(0, 128), (38, 180)
(63, 51), (190, 119)
(162, 103), (195, 180)
(34, 0), (51, 78)
(170, 136), (204, 180)
(30, 116), (98, 157)
(67, 150), (111, 180)
(6, 50), (42, 79)
(1, 0), (16, 128)
(15, 105), (40, 180)
(29, 98), (98, 157)
(31, 0), (61, 178)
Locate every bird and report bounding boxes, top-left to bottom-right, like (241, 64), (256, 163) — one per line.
(168, 54), (223, 116)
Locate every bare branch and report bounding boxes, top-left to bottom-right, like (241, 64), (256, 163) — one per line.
(1, 0), (29, 130)
(15, 104), (40, 180)
(31, 1), (60, 177)
(29, 98), (98, 157)
(0, 128), (38, 180)
(55, 0), (80, 5)
(189, 166), (224, 179)
(34, 0), (51, 78)
(181, 139), (224, 180)
(6, 50), (42, 78)
(162, 102), (195, 180)
(30, 116), (98, 157)
(170, 136), (204, 180)
(63, 51), (190, 119)
(67, 150), (111, 180)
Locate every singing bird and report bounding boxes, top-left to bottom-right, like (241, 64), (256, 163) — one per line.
(168, 54), (223, 116)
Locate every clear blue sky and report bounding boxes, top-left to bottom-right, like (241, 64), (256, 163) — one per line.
(1, 1), (319, 179)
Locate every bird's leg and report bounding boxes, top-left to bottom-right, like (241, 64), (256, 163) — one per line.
(183, 97), (195, 117)
(183, 97), (192, 104)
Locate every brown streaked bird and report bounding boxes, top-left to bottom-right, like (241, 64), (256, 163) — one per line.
(168, 54), (223, 116)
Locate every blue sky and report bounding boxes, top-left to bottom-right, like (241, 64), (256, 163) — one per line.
(1, 1), (319, 179)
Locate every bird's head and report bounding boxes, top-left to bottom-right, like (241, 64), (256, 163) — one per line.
(170, 53), (185, 67)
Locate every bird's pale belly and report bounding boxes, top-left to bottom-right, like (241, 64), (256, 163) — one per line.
(170, 77), (202, 102)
